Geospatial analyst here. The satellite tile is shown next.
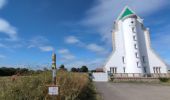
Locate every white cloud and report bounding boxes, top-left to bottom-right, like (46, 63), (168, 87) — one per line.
(64, 36), (108, 55)
(0, 18), (18, 41)
(58, 49), (76, 61)
(63, 57), (106, 70)
(28, 36), (54, 52)
(39, 46), (54, 52)
(65, 36), (80, 44)
(82, 0), (170, 44)
(0, 0), (7, 9)
(86, 43), (107, 55)
(58, 49), (69, 54)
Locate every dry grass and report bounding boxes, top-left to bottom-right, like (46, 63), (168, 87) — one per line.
(0, 71), (51, 100)
(0, 71), (98, 100)
(56, 71), (96, 100)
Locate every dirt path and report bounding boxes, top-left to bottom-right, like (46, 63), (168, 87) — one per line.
(95, 82), (170, 100)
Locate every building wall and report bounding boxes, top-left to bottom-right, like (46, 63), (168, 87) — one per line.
(104, 15), (168, 74)
(104, 22), (125, 73)
(121, 17), (143, 73)
(144, 30), (168, 73)
(136, 20), (150, 74)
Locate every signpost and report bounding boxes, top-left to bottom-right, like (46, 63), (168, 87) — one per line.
(46, 52), (60, 100)
(46, 85), (60, 100)
(48, 86), (59, 95)
(52, 53), (57, 85)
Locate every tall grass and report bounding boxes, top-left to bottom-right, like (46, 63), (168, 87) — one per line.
(0, 71), (51, 100)
(56, 71), (96, 100)
(0, 71), (98, 100)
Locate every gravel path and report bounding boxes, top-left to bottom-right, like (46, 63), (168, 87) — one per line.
(95, 82), (170, 100)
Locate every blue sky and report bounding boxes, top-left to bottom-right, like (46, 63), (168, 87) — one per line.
(0, 0), (170, 70)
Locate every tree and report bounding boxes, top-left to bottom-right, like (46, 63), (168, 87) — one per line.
(80, 66), (88, 72)
(59, 64), (65, 69)
(71, 67), (78, 72)
(43, 67), (49, 71)
(59, 64), (67, 71)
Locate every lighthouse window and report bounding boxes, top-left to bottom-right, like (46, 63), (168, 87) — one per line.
(122, 56), (125, 64)
(135, 52), (139, 58)
(133, 36), (137, 41)
(136, 62), (139, 66)
(144, 67), (147, 73)
(134, 44), (137, 49)
(131, 21), (134, 24)
(123, 67), (126, 73)
(142, 56), (145, 63)
(132, 27), (136, 33)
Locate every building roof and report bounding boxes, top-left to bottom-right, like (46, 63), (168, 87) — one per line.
(117, 6), (136, 20)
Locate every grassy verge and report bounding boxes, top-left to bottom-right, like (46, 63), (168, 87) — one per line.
(0, 71), (100, 100)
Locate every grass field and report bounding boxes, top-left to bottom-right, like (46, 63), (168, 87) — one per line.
(0, 71), (99, 100)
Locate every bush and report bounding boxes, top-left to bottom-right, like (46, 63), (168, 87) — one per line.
(159, 77), (169, 82)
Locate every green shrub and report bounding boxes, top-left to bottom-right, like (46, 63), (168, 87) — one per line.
(159, 77), (169, 82)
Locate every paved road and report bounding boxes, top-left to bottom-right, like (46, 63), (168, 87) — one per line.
(95, 82), (170, 100)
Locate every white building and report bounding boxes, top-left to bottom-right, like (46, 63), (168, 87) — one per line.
(104, 6), (168, 75)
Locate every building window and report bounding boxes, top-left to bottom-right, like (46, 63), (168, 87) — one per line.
(142, 56), (145, 63)
(122, 56), (125, 64)
(153, 67), (155, 73)
(133, 36), (137, 41)
(135, 52), (139, 58)
(134, 44), (137, 49)
(132, 27), (136, 33)
(110, 67), (117, 74)
(156, 67), (158, 73)
(153, 67), (161, 73)
(143, 67), (147, 73)
(123, 67), (126, 73)
(136, 62), (139, 66)
(154, 67), (157, 73)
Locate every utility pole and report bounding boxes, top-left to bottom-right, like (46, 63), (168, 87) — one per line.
(52, 52), (57, 85)
(46, 52), (60, 100)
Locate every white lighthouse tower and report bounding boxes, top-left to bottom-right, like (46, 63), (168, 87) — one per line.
(104, 6), (168, 76)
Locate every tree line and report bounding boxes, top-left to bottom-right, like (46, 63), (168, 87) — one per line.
(0, 65), (89, 76)
(58, 64), (89, 72)
(0, 67), (29, 76)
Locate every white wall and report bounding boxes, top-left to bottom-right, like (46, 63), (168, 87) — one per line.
(121, 17), (143, 73)
(144, 30), (168, 73)
(104, 15), (168, 74)
(104, 21), (125, 73)
(92, 72), (108, 82)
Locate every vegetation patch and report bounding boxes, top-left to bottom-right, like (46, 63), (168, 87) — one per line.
(0, 71), (99, 100)
(159, 77), (170, 82)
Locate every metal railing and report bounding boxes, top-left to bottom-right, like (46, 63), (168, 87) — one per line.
(111, 73), (170, 78)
